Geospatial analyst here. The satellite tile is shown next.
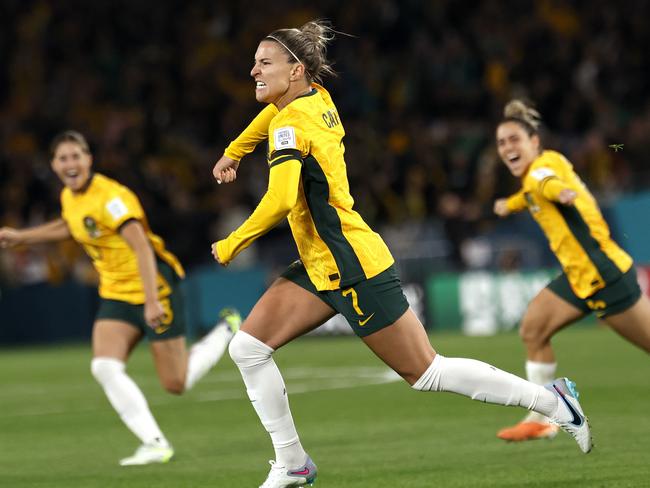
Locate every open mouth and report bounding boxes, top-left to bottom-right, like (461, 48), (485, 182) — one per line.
(63, 169), (82, 185)
(255, 81), (267, 90)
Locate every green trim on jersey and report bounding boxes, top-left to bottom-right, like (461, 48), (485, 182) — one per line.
(302, 154), (366, 287)
(295, 88), (318, 99)
(269, 148), (303, 161)
(555, 203), (623, 285)
(269, 155), (301, 168)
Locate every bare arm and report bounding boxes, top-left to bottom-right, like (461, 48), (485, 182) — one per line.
(120, 220), (166, 329)
(0, 219), (71, 248)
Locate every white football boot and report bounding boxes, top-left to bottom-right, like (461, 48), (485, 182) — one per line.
(259, 456), (318, 487)
(119, 443), (174, 466)
(546, 377), (593, 453)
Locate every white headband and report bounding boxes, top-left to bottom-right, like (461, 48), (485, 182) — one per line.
(266, 35), (313, 79)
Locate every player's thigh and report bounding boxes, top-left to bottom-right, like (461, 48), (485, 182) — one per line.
(521, 287), (585, 338)
(362, 308), (435, 385)
(149, 336), (188, 393)
(92, 319), (143, 361)
(242, 277), (336, 349)
(603, 294), (650, 352)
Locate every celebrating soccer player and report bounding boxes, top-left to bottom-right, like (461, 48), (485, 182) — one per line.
(211, 21), (594, 488)
(0, 131), (241, 466)
(493, 100), (650, 442)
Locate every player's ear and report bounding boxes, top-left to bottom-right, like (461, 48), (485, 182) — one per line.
(531, 133), (540, 150)
(290, 63), (306, 81)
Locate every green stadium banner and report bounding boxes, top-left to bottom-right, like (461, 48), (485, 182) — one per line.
(426, 270), (557, 335)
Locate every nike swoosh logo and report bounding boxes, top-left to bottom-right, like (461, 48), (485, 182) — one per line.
(358, 313), (375, 326)
(289, 468), (310, 476)
(554, 384), (583, 426)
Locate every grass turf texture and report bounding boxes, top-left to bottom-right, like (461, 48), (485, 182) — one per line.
(0, 326), (648, 487)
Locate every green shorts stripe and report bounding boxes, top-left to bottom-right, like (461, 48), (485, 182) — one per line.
(281, 260), (409, 337)
(547, 266), (641, 318)
(96, 260), (186, 341)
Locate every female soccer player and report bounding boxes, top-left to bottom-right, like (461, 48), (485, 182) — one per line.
(0, 131), (240, 466)
(212, 22), (592, 488)
(493, 100), (650, 442)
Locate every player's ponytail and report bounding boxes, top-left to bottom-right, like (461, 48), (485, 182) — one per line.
(265, 20), (340, 83)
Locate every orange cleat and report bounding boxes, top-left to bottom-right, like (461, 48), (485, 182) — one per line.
(497, 421), (560, 442)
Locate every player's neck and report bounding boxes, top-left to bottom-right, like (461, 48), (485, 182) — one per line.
(274, 82), (312, 111)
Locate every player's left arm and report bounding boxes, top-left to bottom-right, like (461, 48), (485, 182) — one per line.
(120, 220), (166, 329)
(213, 157), (302, 265)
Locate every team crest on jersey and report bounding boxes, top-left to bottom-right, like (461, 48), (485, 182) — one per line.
(83, 216), (101, 238)
(524, 192), (541, 213)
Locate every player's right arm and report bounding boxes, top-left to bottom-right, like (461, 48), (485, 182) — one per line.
(0, 219), (71, 248)
(494, 189), (527, 217)
(213, 104), (279, 183)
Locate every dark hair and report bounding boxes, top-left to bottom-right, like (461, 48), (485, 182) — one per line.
(500, 99), (542, 137)
(50, 130), (91, 158)
(265, 20), (337, 83)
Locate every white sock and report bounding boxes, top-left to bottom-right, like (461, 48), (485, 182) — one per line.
(526, 360), (556, 384)
(524, 360), (557, 422)
(412, 354), (558, 417)
(229, 331), (306, 468)
(91, 357), (169, 447)
(185, 323), (234, 390)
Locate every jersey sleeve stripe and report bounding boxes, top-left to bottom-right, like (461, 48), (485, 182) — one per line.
(116, 217), (139, 233)
(539, 176), (559, 192)
(269, 155), (302, 168)
(269, 148), (302, 161)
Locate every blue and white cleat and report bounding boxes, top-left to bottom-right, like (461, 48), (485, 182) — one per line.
(546, 377), (593, 453)
(259, 456), (318, 487)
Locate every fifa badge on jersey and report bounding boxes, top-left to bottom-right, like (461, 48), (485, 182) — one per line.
(83, 216), (101, 238)
(273, 126), (297, 150)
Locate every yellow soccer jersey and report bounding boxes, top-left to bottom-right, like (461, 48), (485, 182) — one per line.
(224, 104), (279, 161)
(61, 173), (184, 304)
(506, 150), (632, 298)
(218, 84), (394, 290)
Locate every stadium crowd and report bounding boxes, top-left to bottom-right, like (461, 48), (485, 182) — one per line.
(1, 0), (649, 286)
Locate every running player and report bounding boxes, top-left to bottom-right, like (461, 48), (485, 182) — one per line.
(493, 100), (650, 442)
(211, 21), (593, 488)
(0, 131), (241, 466)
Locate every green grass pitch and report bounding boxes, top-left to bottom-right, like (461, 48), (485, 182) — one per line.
(0, 326), (648, 487)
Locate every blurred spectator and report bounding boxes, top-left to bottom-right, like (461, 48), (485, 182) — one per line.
(1, 0), (649, 283)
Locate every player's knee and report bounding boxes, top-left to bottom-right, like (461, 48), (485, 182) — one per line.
(519, 318), (549, 346)
(228, 331), (273, 369)
(90, 357), (125, 385)
(411, 354), (443, 391)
